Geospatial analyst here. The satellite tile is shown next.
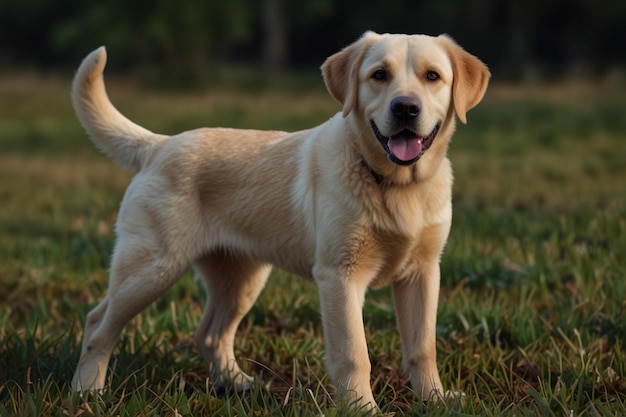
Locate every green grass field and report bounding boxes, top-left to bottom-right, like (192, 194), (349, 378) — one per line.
(1, 74), (625, 416)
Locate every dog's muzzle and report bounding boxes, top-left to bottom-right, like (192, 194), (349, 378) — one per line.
(370, 120), (441, 166)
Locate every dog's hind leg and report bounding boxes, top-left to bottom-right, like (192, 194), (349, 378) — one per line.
(72, 241), (189, 392)
(193, 250), (272, 393)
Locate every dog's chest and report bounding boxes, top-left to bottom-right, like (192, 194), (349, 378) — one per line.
(367, 229), (414, 288)
(361, 186), (451, 288)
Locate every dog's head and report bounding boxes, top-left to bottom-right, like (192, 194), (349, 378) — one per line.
(321, 32), (489, 179)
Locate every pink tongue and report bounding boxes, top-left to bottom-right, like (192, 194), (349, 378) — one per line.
(388, 134), (422, 161)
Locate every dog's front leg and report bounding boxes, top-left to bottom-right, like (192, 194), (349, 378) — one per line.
(392, 263), (444, 402)
(315, 265), (377, 412)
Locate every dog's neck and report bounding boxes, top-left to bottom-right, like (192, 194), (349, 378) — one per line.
(361, 157), (429, 187)
(362, 159), (385, 185)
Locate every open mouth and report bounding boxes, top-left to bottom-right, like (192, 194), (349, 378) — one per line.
(370, 120), (441, 166)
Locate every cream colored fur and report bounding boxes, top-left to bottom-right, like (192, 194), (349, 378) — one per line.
(70, 32), (489, 412)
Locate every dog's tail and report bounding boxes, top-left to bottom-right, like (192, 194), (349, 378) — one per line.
(72, 47), (167, 172)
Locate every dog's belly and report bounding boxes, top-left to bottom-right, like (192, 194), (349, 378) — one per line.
(212, 223), (316, 280)
(258, 244), (316, 280)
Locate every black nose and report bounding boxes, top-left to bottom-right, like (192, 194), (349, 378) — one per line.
(390, 96), (421, 121)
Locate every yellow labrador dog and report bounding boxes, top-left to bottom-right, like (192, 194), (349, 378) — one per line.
(71, 32), (489, 411)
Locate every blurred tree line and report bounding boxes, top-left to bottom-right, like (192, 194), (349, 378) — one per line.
(1, 0), (624, 79)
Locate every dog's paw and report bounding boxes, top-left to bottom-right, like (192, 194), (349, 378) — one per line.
(211, 373), (254, 396)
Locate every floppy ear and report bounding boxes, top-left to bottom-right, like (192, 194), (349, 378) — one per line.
(321, 31), (378, 117)
(438, 35), (490, 124)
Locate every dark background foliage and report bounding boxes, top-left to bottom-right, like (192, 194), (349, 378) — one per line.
(1, 0), (625, 79)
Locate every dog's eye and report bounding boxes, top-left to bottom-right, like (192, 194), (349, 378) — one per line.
(425, 71), (440, 82)
(372, 69), (387, 81)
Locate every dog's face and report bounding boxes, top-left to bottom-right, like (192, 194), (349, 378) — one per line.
(322, 32), (489, 171)
(359, 34), (453, 165)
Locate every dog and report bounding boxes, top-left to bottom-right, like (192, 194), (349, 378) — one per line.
(70, 31), (489, 412)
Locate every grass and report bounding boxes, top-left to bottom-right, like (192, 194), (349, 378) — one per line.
(1, 73), (625, 416)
